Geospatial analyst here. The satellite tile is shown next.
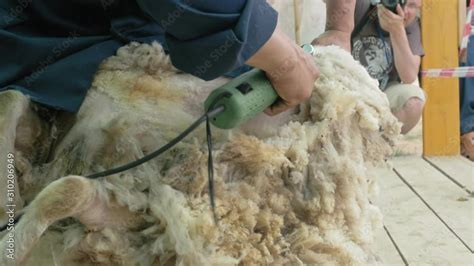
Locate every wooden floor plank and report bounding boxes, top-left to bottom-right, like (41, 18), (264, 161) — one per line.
(374, 226), (406, 265)
(425, 156), (474, 193)
(374, 167), (473, 265)
(392, 156), (474, 252)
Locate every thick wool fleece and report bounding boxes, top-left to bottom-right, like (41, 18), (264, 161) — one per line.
(15, 42), (400, 265)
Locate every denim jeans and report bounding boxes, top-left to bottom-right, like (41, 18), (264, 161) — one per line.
(460, 35), (474, 135)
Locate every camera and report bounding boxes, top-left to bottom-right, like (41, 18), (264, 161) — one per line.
(371, 0), (407, 13)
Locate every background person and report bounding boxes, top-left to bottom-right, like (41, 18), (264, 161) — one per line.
(314, 0), (425, 135)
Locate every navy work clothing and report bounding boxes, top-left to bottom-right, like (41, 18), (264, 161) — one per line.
(0, 0), (277, 112)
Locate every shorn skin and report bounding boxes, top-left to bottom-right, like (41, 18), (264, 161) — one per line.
(0, 42), (400, 265)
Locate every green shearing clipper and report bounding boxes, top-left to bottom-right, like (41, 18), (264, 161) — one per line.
(204, 68), (278, 129)
(204, 44), (315, 129)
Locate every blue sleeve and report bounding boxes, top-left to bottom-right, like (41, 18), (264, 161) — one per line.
(136, 0), (278, 80)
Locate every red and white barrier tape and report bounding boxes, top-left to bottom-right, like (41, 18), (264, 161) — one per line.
(422, 2), (474, 79)
(422, 66), (474, 78)
(460, 0), (474, 58)
(421, 0), (474, 78)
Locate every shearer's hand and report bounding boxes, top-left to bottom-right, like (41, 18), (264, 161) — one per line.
(311, 30), (352, 52)
(246, 28), (320, 116)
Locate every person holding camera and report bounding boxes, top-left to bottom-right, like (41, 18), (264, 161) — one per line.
(354, 0), (425, 134)
(314, 0), (424, 135)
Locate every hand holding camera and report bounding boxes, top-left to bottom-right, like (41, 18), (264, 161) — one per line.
(377, 3), (406, 34)
(371, 0), (406, 13)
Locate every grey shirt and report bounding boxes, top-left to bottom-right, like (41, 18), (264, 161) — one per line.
(351, 0), (424, 90)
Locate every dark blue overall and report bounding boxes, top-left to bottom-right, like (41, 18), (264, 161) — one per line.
(0, 0), (277, 112)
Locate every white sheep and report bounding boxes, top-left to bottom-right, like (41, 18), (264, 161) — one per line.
(0, 42), (400, 265)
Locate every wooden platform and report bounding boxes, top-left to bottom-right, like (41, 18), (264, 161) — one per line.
(374, 156), (474, 265)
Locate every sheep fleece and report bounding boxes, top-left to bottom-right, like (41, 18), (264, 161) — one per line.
(21, 43), (400, 265)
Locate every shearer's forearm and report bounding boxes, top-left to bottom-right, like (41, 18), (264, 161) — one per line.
(325, 0), (356, 33)
(390, 28), (420, 84)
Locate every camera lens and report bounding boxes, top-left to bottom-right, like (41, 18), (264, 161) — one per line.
(383, 0), (397, 6)
(381, 0), (398, 12)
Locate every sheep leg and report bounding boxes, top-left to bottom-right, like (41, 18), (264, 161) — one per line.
(0, 91), (30, 226)
(0, 175), (97, 265)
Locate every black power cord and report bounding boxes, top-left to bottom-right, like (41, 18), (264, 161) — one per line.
(86, 106), (224, 179)
(0, 105), (226, 231)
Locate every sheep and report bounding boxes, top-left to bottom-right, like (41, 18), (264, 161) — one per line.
(0, 42), (400, 265)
